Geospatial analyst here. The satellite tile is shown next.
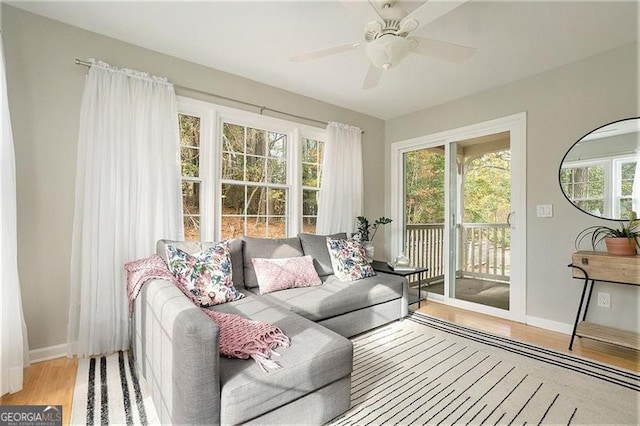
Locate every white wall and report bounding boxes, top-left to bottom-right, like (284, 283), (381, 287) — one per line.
(386, 42), (639, 332)
(2, 5), (386, 353)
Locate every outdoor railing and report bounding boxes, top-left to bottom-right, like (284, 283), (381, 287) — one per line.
(405, 223), (510, 283)
(459, 223), (510, 282)
(405, 224), (445, 283)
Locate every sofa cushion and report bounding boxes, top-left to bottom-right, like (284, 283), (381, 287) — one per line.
(326, 238), (376, 281)
(241, 236), (304, 289)
(298, 232), (347, 277)
(165, 242), (244, 307)
(252, 255), (322, 294)
(212, 295), (353, 425)
(251, 272), (405, 322)
(157, 238), (244, 288)
(228, 238), (244, 288)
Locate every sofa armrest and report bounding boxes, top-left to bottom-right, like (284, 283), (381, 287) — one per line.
(133, 279), (220, 425)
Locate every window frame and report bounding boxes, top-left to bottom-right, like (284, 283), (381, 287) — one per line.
(177, 96), (326, 241)
(561, 154), (637, 218)
(613, 155), (637, 218)
(560, 159), (608, 216)
(177, 102), (215, 241)
(301, 136), (326, 233)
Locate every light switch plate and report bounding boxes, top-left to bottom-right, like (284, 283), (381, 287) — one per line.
(536, 204), (553, 218)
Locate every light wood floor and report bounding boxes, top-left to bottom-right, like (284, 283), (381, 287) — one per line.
(413, 300), (640, 372)
(0, 356), (78, 425)
(2, 301), (637, 425)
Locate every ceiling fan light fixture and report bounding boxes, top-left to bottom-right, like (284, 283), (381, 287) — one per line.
(365, 34), (416, 70)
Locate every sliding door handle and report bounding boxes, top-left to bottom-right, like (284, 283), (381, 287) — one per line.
(507, 211), (515, 227)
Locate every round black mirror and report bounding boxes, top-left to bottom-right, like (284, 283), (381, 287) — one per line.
(559, 117), (639, 221)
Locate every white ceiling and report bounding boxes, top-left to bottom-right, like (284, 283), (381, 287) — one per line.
(10, 1), (639, 120)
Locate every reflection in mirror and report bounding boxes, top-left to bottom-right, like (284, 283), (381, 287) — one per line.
(559, 117), (639, 221)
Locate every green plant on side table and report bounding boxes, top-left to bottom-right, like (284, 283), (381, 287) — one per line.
(354, 216), (392, 261)
(575, 211), (640, 256)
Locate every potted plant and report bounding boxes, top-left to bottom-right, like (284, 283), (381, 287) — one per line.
(575, 211), (640, 256)
(354, 216), (392, 261)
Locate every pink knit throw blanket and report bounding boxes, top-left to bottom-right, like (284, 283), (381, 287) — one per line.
(125, 254), (290, 372)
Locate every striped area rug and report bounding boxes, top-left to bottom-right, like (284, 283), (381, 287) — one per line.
(71, 351), (159, 425)
(330, 312), (639, 425)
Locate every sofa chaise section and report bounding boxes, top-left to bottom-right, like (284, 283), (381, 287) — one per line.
(134, 277), (353, 425)
(214, 294), (353, 424)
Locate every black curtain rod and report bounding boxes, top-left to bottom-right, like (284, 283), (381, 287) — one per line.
(74, 58), (365, 134)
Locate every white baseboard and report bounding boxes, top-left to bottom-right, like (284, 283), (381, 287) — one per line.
(525, 315), (573, 335)
(29, 343), (67, 363)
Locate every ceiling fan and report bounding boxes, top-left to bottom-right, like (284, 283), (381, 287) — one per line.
(291, 0), (475, 89)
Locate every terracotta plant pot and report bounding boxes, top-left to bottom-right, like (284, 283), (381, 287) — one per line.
(604, 237), (637, 256)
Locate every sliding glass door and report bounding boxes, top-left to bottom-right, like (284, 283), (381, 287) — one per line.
(393, 113), (526, 321)
(449, 135), (512, 311)
(403, 147), (446, 295)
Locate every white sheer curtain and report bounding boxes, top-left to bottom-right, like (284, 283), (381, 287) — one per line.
(1, 32), (29, 396)
(67, 60), (183, 357)
(316, 121), (363, 234)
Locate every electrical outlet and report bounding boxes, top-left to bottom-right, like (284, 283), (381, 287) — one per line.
(597, 292), (611, 308)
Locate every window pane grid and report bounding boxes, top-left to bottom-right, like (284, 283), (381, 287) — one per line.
(619, 161), (636, 196)
(301, 138), (324, 234)
(221, 121), (290, 239)
(561, 166), (604, 201)
(179, 114), (202, 241)
(302, 138), (323, 190)
(615, 159), (637, 218)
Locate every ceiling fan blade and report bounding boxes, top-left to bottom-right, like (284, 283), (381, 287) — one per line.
(362, 64), (383, 90)
(338, 0), (382, 24)
(367, 0), (385, 22)
(402, 0), (469, 32)
(291, 41), (363, 63)
(411, 36), (475, 63)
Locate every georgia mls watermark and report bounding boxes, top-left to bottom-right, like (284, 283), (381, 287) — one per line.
(0, 405), (62, 426)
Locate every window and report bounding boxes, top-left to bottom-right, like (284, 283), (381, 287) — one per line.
(220, 123), (288, 239)
(561, 155), (637, 218)
(179, 114), (202, 241)
(614, 157), (637, 218)
(177, 98), (326, 241)
(560, 162), (606, 216)
(301, 138), (324, 233)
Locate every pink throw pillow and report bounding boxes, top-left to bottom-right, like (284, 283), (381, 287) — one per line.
(252, 255), (322, 294)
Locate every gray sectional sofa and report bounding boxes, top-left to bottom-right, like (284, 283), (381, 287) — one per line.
(132, 233), (409, 425)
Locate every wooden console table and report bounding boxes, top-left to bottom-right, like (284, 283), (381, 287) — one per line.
(568, 251), (640, 351)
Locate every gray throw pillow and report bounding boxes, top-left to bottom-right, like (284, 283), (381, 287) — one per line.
(241, 236), (304, 289)
(298, 232), (348, 277)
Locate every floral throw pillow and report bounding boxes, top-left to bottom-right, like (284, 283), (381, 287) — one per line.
(165, 241), (244, 307)
(326, 238), (376, 282)
(252, 255), (323, 294)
